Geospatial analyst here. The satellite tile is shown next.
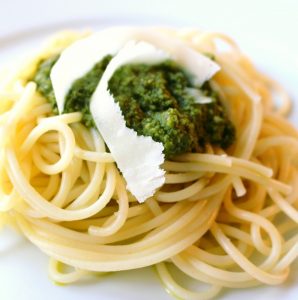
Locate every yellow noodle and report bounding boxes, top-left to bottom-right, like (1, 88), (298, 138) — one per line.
(0, 29), (297, 300)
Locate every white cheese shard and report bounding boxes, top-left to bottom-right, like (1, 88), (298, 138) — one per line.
(185, 88), (213, 104)
(132, 29), (220, 86)
(90, 41), (168, 202)
(50, 27), (220, 113)
(50, 27), (135, 113)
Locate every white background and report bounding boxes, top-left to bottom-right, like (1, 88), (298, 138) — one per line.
(0, 0), (297, 300)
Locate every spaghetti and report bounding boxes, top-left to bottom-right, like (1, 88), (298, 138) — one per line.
(0, 28), (297, 299)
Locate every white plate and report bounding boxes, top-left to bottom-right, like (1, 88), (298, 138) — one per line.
(0, 4), (298, 300)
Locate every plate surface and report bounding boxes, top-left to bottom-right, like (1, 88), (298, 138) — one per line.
(0, 1), (297, 300)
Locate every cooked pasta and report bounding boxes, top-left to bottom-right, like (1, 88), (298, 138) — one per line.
(0, 28), (297, 300)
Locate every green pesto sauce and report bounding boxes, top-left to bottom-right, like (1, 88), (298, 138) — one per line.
(34, 54), (59, 113)
(34, 55), (235, 158)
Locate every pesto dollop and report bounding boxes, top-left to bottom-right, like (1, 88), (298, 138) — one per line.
(34, 55), (235, 158)
(109, 61), (235, 157)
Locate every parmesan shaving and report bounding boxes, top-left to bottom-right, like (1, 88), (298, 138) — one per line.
(90, 41), (168, 202)
(50, 27), (135, 113)
(186, 88), (213, 104)
(51, 27), (220, 113)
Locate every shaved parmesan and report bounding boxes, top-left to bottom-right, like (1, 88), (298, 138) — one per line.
(50, 27), (135, 113)
(51, 27), (220, 113)
(186, 88), (213, 104)
(90, 41), (167, 202)
(132, 29), (220, 86)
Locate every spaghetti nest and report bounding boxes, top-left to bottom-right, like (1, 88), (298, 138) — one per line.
(0, 29), (297, 299)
